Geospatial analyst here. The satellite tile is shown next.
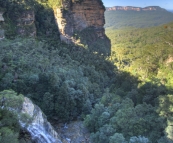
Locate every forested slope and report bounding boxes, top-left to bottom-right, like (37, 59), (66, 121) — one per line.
(82, 10), (173, 143)
(106, 22), (173, 88)
(1, 32), (173, 143)
(1, 1), (173, 143)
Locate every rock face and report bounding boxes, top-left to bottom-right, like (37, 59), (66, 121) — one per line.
(0, 11), (5, 39)
(107, 6), (166, 12)
(0, 11), (4, 22)
(21, 97), (62, 143)
(54, 0), (110, 55)
(54, 0), (105, 37)
(16, 10), (36, 37)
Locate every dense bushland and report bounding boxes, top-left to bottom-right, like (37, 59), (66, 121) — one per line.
(1, 0), (173, 143)
(106, 22), (173, 87)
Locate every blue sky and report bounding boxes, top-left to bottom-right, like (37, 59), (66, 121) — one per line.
(102, 0), (173, 10)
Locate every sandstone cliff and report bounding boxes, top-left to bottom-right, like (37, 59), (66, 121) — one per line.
(54, 0), (105, 37)
(54, 0), (110, 55)
(107, 6), (166, 12)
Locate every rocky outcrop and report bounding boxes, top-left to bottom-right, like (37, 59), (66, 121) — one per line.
(54, 0), (110, 55)
(21, 97), (62, 143)
(0, 90), (62, 143)
(0, 11), (4, 22)
(16, 10), (36, 37)
(54, 0), (105, 37)
(107, 6), (166, 12)
(0, 11), (4, 39)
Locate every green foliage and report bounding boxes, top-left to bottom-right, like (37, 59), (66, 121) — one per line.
(102, 11), (173, 143)
(0, 2), (173, 142)
(85, 98), (165, 143)
(109, 133), (126, 143)
(90, 124), (115, 143)
(0, 127), (19, 143)
(0, 0), (60, 39)
(3, 17), (16, 39)
(74, 27), (111, 56)
(0, 109), (20, 143)
(155, 94), (173, 141)
(0, 90), (24, 110)
(0, 90), (34, 142)
(0, 37), (115, 122)
(47, 0), (62, 8)
(106, 22), (173, 83)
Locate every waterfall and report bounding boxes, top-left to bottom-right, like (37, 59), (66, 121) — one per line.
(21, 97), (62, 143)
(27, 123), (57, 143)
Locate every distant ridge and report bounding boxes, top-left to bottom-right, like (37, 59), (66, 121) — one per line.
(105, 6), (173, 29)
(106, 6), (166, 11)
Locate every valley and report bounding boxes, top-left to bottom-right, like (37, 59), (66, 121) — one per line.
(0, 0), (173, 143)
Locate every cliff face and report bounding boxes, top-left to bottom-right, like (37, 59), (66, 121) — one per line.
(0, 11), (4, 22)
(1, 0), (110, 54)
(54, 0), (105, 36)
(16, 10), (36, 37)
(107, 6), (166, 12)
(54, 0), (110, 55)
(0, 11), (4, 39)
(0, 90), (62, 143)
(21, 97), (62, 143)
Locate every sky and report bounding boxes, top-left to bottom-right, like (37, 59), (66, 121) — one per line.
(102, 0), (173, 10)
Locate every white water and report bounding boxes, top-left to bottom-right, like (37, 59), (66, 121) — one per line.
(27, 123), (57, 143)
(1, 97), (62, 143)
(20, 97), (62, 143)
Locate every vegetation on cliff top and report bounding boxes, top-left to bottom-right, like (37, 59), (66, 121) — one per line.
(0, 90), (31, 143)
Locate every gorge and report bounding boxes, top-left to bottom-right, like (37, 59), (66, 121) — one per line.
(0, 0), (110, 142)
(1, 0), (173, 143)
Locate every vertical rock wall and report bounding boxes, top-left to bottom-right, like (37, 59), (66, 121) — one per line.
(54, 0), (105, 36)
(54, 0), (111, 55)
(0, 11), (5, 39)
